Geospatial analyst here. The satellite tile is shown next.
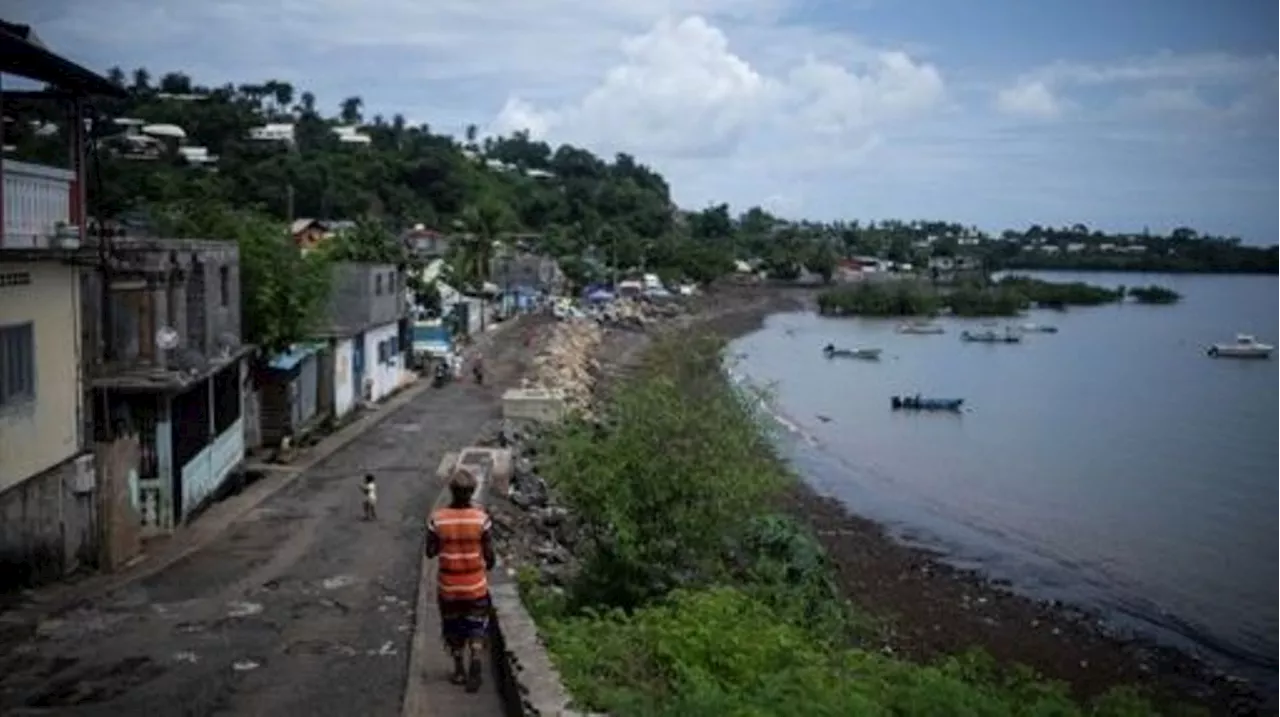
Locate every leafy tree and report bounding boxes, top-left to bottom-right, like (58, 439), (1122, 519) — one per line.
(339, 96), (363, 124)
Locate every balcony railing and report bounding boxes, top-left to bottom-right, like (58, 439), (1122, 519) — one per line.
(2, 159), (75, 249)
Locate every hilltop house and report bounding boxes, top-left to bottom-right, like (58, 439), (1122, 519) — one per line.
(0, 21), (128, 585)
(291, 218), (328, 253)
(401, 225), (451, 259)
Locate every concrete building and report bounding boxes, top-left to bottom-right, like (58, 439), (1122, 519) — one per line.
(89, 239), (251, 533)
(0, 21), (127, 586)
(311, 262), (409, 418)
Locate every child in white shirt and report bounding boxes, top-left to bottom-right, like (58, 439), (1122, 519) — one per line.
(361, 474), (378, 520)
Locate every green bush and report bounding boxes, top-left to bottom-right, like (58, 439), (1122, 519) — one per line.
(542, 588), (1172, 717)
(816, 282), (942, 317)
(945, 286), (1026, 317)
(816, 281), (1028, 318)
(997, 276), (1123, 307)
(1127, 285), (1181, 304)
(540, 334), (789, 610)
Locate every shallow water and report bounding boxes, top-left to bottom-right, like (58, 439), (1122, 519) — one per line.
(728, 272), (1278, 688)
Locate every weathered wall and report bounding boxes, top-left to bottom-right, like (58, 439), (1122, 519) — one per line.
(316, 262), (404, 337)
(332, 337), (356, 418)
(242, 389), (262, 451)
(0, 261), (82, 494)
(0, 454), (94, 590)
(362, 322), (402, 403)
(96, 435), (142, 571)
(87, 238), (242, 368)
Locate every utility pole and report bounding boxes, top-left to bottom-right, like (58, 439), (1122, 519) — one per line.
(285, 136), (299, 223)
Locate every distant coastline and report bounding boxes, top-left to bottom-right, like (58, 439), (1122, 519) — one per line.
(997, 255), (1277, 275)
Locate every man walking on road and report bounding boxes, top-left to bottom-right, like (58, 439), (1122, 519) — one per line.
(425, 467), (496, 692)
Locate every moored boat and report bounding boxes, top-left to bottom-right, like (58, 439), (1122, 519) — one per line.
(823, 343), (882, 360)
(897, 321), (945, 335)
(1020, 322), (1059, 333)
(1207, 335), (1273, 359)
(891, 395), (964, 411)
(960, 329), (1022, 343)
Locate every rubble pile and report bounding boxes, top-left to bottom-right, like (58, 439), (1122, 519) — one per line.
(526, 318), (603, 415)
(481, 421), (581, 588)
(593, 298), (684, 329)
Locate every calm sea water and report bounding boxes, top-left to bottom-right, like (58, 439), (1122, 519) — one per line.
(729, 272), (1278, 687)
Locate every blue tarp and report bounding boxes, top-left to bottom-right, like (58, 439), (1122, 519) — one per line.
(268, 343), (321, 372)
(412, 324), (449, 343)
(586, 289), (615, 303)
(413, 322), (453, 356)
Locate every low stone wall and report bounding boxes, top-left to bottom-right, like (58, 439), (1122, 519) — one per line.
(488, 578), (589, 716)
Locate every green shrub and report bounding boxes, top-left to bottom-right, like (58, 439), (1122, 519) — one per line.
(1127, 285), (1181, 304)
(945, 286), (1027, 317)
(543, 587), (1172, 717)
(997, 276), (1123, 306)
(540, 334), (788, 610)
(816, 281), (941, 317)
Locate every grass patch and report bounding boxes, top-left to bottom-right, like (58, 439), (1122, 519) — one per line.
(521, 333), (1180, 716)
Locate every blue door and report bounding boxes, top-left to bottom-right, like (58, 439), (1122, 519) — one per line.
(352, 334), (365, 399)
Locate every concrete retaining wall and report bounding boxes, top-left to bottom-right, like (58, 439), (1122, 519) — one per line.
(501, 389), (568, 424)
(489, 579), (604, 716)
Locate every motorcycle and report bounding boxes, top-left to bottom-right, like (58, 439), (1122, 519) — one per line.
(432, 361), (450, 388)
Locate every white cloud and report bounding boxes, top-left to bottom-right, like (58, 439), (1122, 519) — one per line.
(491, 15), (945, 160)
(994, 81), (1062, 119)
(1004, 51), (1277, 127)
(4, 1), (1276, 240)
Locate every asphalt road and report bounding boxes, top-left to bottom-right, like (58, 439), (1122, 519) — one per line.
(0, 327), (536, 717)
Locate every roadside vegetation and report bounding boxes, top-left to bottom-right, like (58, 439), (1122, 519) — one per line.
(520, 334), (1174, 717)
(1127, 285), (1182, 305)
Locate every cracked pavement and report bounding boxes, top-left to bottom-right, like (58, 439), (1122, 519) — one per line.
(0, 324), (538, 717)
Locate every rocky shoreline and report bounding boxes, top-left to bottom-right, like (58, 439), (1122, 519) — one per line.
(486, 285), (1268, 716)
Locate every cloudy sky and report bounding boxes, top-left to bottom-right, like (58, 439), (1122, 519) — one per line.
(5, 0), (1277, 241)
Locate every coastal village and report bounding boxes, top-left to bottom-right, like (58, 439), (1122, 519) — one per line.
(0, 17), (1274, 717)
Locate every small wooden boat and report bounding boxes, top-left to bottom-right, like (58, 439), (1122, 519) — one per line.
(960, 329), (1022, 343)
(823, 344), (883, 360)
(1207, 334), (1273, 359)
(891, 395), (964, 411)
(897, 322), (945, 335)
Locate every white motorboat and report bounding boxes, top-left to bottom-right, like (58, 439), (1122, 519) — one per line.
(1207, 335), (1273, 359)
(897, 322), (945, 335)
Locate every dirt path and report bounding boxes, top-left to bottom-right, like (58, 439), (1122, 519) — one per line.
(0, 321), (541, 717)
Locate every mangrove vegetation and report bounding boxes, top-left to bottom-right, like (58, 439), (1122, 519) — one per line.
(816, 276), (1129, 319)
(1127, 285), (1183, 305)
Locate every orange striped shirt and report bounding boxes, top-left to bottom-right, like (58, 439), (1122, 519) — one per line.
(428, 507), (492, 600)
